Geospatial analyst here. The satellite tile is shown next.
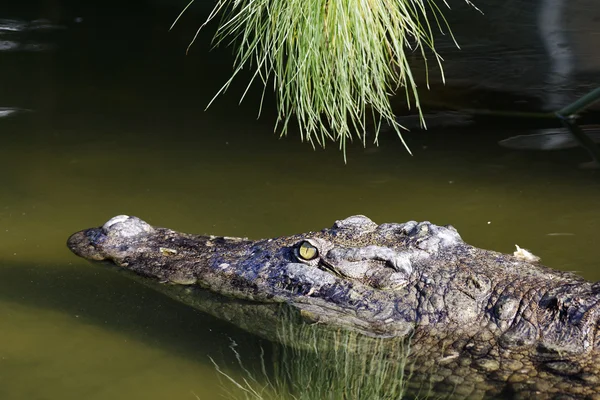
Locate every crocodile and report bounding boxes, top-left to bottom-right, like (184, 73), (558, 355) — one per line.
(67, 215), (600, 399)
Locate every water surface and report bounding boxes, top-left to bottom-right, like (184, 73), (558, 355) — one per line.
(1, 2), (600, 399)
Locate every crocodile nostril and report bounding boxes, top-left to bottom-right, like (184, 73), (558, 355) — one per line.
(85, 228), (107, 245)
(101, 215), (155, 238)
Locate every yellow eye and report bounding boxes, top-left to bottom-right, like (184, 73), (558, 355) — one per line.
(298, 241), (319, 261)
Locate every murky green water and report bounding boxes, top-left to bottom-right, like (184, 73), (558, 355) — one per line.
(1, 2), (600, 399)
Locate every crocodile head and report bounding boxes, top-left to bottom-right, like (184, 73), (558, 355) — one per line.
(67, 215), (600, 352)
(67, 215), (466, 337)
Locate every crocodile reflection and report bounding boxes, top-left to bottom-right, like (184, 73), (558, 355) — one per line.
(68, 215), (600, 399)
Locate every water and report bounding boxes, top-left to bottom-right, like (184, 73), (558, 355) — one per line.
(1, 1), (600, 399)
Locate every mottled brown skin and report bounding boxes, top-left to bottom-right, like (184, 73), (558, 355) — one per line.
(67, 215), (600, 399)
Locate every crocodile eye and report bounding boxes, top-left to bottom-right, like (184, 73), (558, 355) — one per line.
(298, 241), (319, 261)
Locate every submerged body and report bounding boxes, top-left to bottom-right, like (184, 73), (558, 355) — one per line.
(68, 215), (600, 399)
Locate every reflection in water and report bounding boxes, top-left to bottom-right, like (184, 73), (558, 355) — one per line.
(0, 0), (599, 399)
(538, 0), (574, 109)
(0, 107), (31, 118)
(499, 127), (600, 150)
(430, 0), (600, 112)
(0, 303), (223, 400)
(0, 17), (67, 52)
(215, 310), (413, 400)
(0, 262), (270, 400)
(0, 18), (66, 32)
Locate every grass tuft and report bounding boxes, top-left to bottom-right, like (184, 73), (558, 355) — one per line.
(176, 0), (476, 158)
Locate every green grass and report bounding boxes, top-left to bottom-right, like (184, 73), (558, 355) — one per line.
(174, 0), (477, 158)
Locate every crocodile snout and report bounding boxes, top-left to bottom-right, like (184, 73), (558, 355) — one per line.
(67, 215), (155, 261)
(67, 228), (106, 260)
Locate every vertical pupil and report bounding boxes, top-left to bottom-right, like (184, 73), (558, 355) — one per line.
(299, 242), (318, 260)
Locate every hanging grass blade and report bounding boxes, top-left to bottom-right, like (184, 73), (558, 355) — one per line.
(174, 0), (478, 159)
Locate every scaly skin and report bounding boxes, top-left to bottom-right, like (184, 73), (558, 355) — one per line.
(67, 215), (600, 399)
